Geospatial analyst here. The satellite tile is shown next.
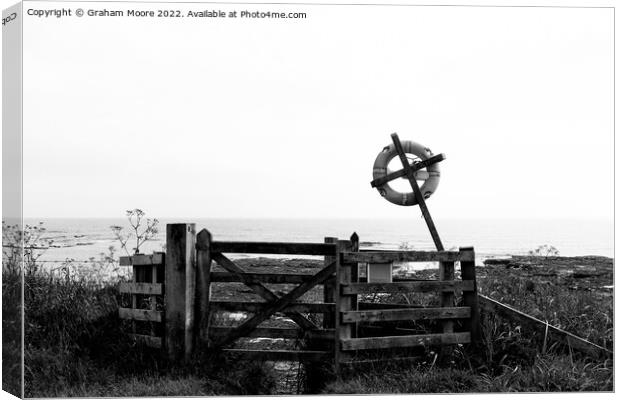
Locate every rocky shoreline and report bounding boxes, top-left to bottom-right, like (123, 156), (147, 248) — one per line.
(216, 254), (614, 293)
(480, 255), (613, 293)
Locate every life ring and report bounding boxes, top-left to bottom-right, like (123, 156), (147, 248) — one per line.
(372, 140), (440, 206)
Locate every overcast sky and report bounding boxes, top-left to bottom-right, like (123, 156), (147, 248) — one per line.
(18, 1), (613, 219)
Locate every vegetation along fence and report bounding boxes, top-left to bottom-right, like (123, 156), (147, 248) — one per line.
(119, 223), (481, 372)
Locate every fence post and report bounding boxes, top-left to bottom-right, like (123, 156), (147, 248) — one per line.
(195, 229), (213, 349)
(349, 233), (359, 338)
(323, 237), (337, 329)
(131, 260), (138, 336)
(334, 236), (357, 376)
(151, 252), (164, 337)
(165, 223), (196, 362)
(439, 261), (455, 334)
(299, 236), (338, 393)
(460, 247), (480, 343)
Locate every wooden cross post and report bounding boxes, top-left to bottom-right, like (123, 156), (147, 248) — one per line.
(389, 134), (455, 348)
(390, 133), (444, 251)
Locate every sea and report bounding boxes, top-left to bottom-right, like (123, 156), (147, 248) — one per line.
(13, 217), (614, 270)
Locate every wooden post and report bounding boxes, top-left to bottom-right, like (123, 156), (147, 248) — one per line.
(439, 260), (455, 360)
(349, 233), (359, 338)
(131, 262), (138, 336)
(165, 223), (196, 362)
(323, 237), (337, 329)
(334, 238), (357, 376)
(439, 261), (455, 333)
(391, 133), (444, 251)
(333, 239), (345, 376)
(300, 236), (338, 393)
(196, 229), (213, 348)
(150, 255), (159, 337)
(460, 247), (480, 342)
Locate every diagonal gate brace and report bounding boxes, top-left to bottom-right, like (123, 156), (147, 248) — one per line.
(212, 259), (337, 348)
(212, 253), (320, 332)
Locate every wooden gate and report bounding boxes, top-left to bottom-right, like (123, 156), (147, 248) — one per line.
(123, 223), (481, 371)
(195, 229), (339, 361)
(161, 223), (344, 362)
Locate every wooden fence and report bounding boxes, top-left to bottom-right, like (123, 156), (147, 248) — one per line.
(119, 223), (480, 371)
(118, 252), (165, 348)
(335, 246), (478, 370)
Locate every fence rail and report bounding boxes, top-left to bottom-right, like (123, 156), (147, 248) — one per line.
(119, 253), (164, 266)
(118, 282), (163, 295)
(342, 250), (474, 263)
(341, 306), (471, 323)
(205, 241), (337, 256)
(341, 332), (471, 351)
(342, 280), (475, 294)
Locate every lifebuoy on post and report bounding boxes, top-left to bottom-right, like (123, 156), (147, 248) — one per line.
(372, 140), (440, 206)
